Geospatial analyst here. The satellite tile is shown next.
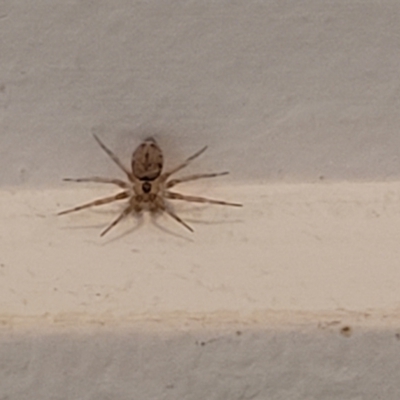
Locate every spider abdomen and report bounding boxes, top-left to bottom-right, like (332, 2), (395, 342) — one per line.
(131, 138), (163, 181)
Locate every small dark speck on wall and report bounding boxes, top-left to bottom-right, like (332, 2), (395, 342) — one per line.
(340, 326), (352, 337)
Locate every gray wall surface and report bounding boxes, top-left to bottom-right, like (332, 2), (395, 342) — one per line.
(1, 0), (400, 186)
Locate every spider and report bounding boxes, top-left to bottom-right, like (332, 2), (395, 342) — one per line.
(58, 135), (242, 236)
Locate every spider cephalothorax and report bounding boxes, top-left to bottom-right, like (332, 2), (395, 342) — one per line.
(59, 135), (242, 236)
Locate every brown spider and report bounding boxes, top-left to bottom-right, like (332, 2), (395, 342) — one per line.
(58, 135), (242, 236)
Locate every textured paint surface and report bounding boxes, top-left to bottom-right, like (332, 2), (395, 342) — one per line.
(1, 319), (400, 399)
(1, 0), (400, 398)
(1, 183), (400, 316)
(0, 1), (400, 185)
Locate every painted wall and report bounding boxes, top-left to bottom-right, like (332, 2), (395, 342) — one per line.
(1, 0), (399, 186)
(2, 2), (400, 398)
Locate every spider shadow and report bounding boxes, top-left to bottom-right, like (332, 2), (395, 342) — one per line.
(103, 213), (194, 243)
(166, 202), (244, 228)
(57, 207), (138, 235)
(58, 208), (193, 243)
(57, 198), (241, 243)
(150, 213), (195, 242)
(183, 216), (244, 227)
(102, 214), (145, 245)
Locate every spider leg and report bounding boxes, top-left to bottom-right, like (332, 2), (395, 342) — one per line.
(58, 191), (129, 215)
(100, 205), (133, 236)
(93, 134), (133, 180)
(156, 198), (194, 232)
(63, 177), (129, 188)
(166, 172), (229, 189)
(165, 191), (242, 207)
(162, 146), (208, 180)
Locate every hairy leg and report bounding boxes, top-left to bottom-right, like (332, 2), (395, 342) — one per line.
(166, 172), (229, 189)
(161, 146), (208, 180)
(101, 205), (133, 236)
(156, 197), (194, 232)
(58, 191), (129, 215)
(63, 177), (129, 188)
(93, 134), (133, 180)
(165, 191), (242, 207)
